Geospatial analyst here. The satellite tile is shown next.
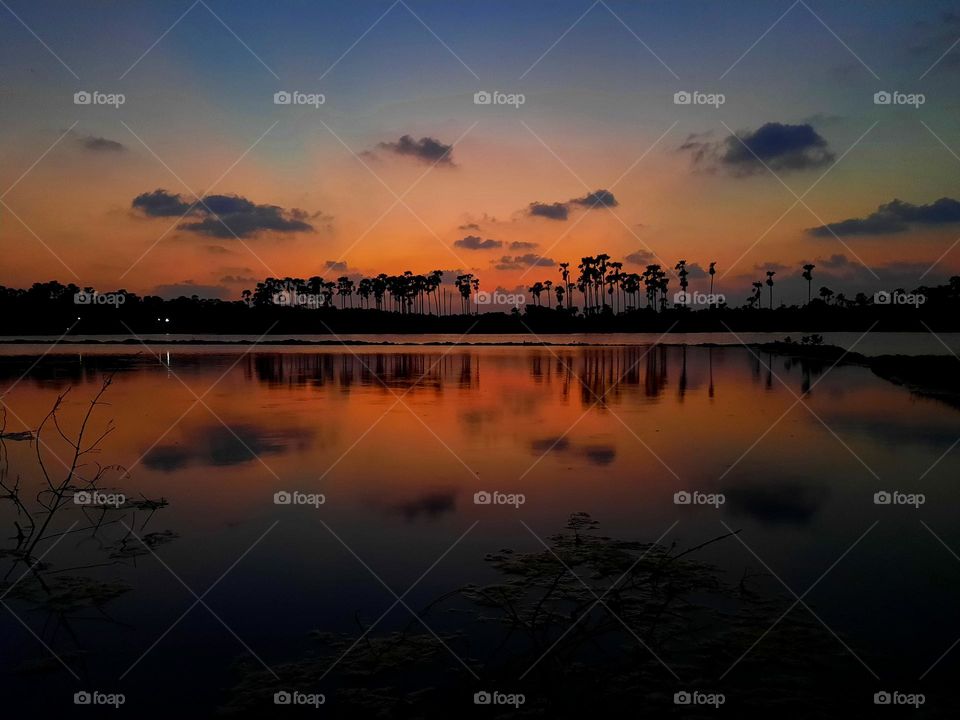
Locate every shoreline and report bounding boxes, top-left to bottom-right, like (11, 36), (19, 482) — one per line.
(754, 341), (960, 409)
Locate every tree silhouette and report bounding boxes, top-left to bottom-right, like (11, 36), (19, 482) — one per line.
(802, 264), (815, 305)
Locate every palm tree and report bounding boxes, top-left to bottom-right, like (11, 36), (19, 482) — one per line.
(454, 274), (474, 314)
(595, 253), (610, 311)
(765, 271), (775, 309)
(578, 257), (596, 314)
(357, 278), (372, 309)
(675, 260), (689, 308)
(558, 262), (571, 310)
(819, 286), (834, 304)
(802, 264), (815, 305)
(529, 281), (544, 307)
(708, 262), (717, 307)
(554, 283), (565, 309)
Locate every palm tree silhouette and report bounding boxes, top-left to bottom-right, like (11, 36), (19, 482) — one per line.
(765, 271), (776, 309)
(802, 264), (815, 305)
(675, 260), (689, 308)
(558, 262), (571, 310)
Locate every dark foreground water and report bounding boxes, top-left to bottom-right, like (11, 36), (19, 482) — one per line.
(1, 343), (959, 717)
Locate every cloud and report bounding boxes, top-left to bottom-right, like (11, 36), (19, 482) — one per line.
(528, 201), (569, 220)
(680, 123), (835, 176)
(455, 235), (503, 250)
(509, 241), (538, 250)
(132, 189), (317, 238)
(74, 132), (126, 153)
(132, 189), (194, 217)
(625, 250), (655, 266)
(569, 189), (619, 208)
(494, 254), (555, 270)
(527, 188), (619, 221)
(909, 11), (960, 66)
(152, 280), (229, 299)
(220, 275), (258, 284)
(807, 197), (960, 237)
(459, 223), (480, 230)
(374, 134), (455, 166)
(324, 260), (348, 271)
(685, 262), (708, 279)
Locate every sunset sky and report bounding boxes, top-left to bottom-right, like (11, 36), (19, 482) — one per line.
(2, 0), (959, 304)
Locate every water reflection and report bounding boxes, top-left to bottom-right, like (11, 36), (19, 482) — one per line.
(2, 345), (960, 716)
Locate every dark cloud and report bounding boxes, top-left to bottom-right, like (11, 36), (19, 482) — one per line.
(374, 134), (455, 166)
(152, 281), (229, 299)
(528, 201), (569, 221)
(76, 133), (125, 152)
(509, 241), (538, 250)
(753, 261), (789, 273)
(909, 10), (960, 65)
(817, 253), (849, 269)
(569, 189), (619, 208)
(455, 235), (503, 250)
(625, 250), (655, 266)
(808, 197), (960, 237)
(324, 260), (348, 271)
(132, 189), (316, 238)
(494, 253), (555, 270)
(685, 262), (708, 279)
(680, 123), (835, 176)
(133, 189), (194, 217)
(220, 275), (258, 284)
(527, 189), (619, 221)
(459, 222), (481, 231)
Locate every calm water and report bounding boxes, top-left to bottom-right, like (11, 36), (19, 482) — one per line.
(1, 344), (959, 716)
(3, 330), (960, 355)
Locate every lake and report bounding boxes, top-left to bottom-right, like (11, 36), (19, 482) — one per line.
(1, 340), (959, 716)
